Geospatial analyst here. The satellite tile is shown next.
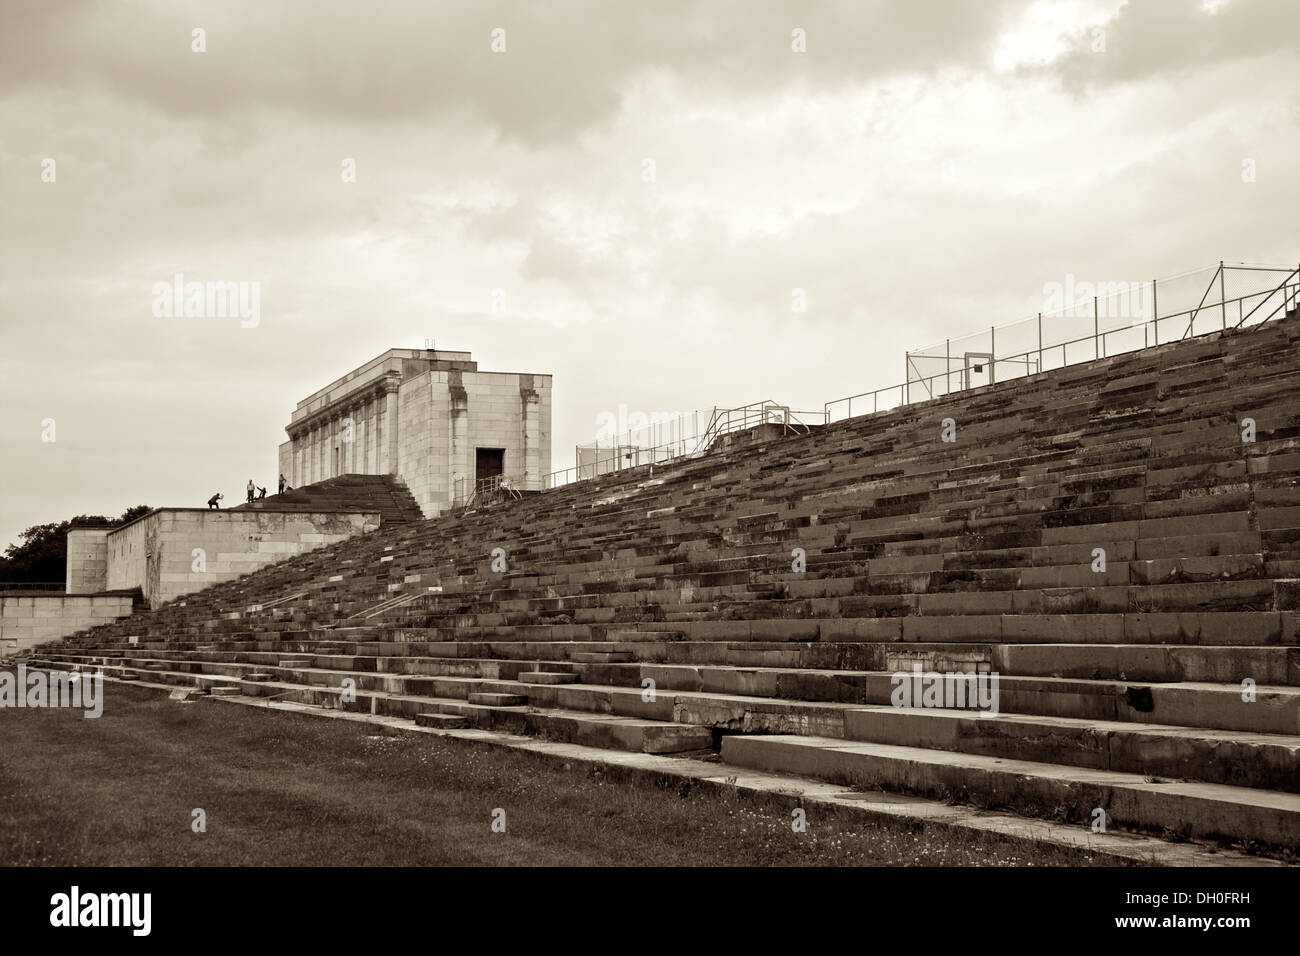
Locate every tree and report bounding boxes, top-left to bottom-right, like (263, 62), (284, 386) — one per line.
(0, 506), (151, 585)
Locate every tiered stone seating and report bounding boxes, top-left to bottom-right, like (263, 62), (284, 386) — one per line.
(29, 311), (1300, 854)
(233, 474), (424, 524)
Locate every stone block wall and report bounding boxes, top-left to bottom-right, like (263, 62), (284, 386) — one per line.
(397, 373), (436, 514)
(102, 509), (380, 609)
(66, 528), (111, 593)
(405, 367), (552, 515)
(278, 440), (293, 487)
(106, 517), (152, 597)
(0, 594), (135, 654)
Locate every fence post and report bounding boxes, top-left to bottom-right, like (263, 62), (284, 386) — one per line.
(1095, 296), (1100, 358)
(1152, 279), (1158, 344)
(1037, 312), (1042, 373)
(990, 326), (996, 384)
(1219, 261), (1226, 329)
(946, 339), (950, 394)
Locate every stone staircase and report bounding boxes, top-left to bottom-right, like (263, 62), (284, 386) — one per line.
(27, 311), (1300, 857)
(233, 473), (424, 524)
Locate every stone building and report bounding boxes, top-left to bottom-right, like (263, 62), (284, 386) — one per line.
(278, 348), (552, 517)
(66, 510), (379, 610)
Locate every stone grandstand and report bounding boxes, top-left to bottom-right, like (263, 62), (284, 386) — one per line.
(23, 306), (1300, 858)
(232, 473), (425, 525)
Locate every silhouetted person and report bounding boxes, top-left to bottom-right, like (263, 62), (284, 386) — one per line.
(207, 493), (223, 509)
(257, 485), (267, 499)
(278, 474), (287, 494)
(246, 479), (255, 503)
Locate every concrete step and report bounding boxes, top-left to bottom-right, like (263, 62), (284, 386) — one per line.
(721, 733), (1300, 851)
(75, 652), (1300, 737)
(842, 705), (1300, 792)
(414, 712), (468, 729)
(571, 651), (633, 663)
(73, 638), (1299, 686)
(466, 692), (526, 706)
(605, 629), (687, 643)
(516, 671), (579, 685)
(435, 700), (714, 754)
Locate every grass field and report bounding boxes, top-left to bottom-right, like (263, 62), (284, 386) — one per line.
(0, 683), (1125, 866)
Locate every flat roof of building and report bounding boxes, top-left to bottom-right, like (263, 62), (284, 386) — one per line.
(294, 348), (474, 411)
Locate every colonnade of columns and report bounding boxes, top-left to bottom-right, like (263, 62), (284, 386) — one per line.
(285, 374), (400, 486)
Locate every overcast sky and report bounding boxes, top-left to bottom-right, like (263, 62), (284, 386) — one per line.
(1, 0), (1297, 552)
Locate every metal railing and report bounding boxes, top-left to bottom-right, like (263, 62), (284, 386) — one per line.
(453, 473), (529, 510)
(556, 401), (823, 486)
(692, 401), (820, 452)
(450, 401), (825, 508)
(826, 261), (1299, 422)
(445, 259), (1297, 510)
(0, 582), (65, 592)
(339, 589), (436, 622)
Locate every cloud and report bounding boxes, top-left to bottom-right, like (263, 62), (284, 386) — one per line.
(0, 0), (1018, 142)
(1047, 0), (1300, 89)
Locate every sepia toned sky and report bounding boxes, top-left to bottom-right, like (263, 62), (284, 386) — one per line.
(1, 0), (1298, 551)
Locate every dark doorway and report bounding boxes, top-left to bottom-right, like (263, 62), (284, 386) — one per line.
(476, 448), (505, 482)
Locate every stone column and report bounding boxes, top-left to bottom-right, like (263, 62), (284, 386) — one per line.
(356, 399), (365, 473)
(520, 384), (540, 490)
(373, 395), (381, 473)
(365, 397), (375, 473)
(329, 414), (339, 478)
(449, 383), (470, 505)
(353, 405), (362, 474)
(375, 393), (384, 472)
(336, 410), (345, 475)
(368, 396), (378, 473)
(348, 405), (358, 473)
(342, 407), (353, 474)
(382, 375), (401, 475)
(360, 406), (367, 473)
